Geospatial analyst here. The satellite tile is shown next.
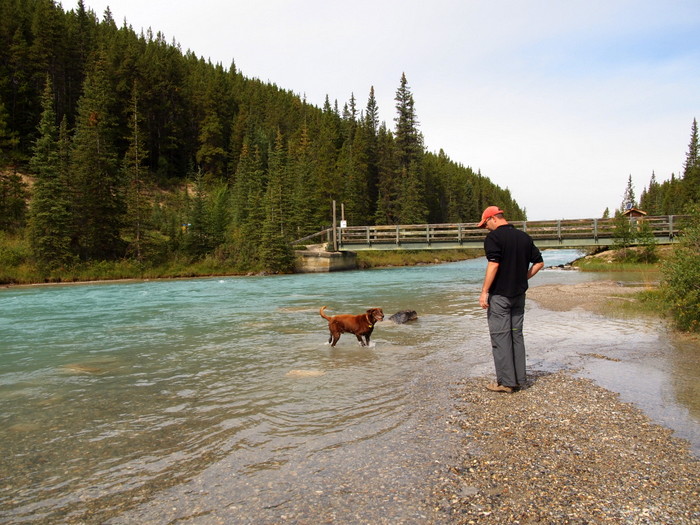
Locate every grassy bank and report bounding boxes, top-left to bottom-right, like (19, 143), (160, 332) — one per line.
(0, 235), (484, 285)
(0, 233), (255, 285)
(570, 245), (687, 326)
(571, 245), (673, 272)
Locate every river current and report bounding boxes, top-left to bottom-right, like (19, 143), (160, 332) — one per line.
(1, 249), (698, 523)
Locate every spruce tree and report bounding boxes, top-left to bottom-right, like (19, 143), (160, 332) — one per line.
(70, 51), (124, 260)
(398, 161), (428, 224)
(122, 85), (150, 261)
(313, 96), (342, 219)
(682, 118), (699, 206)
(28, 80), (74, 268)
(231, 139), (266, 267)
(184, 169), (212, 257)
(288, 123), (318, 237)
(393, 73), (427, 223)
(260, 130), (294, 273)
(394, 73), (423, 168)
(374, 123), (400, 224)
(620, 175), (636, 213)
(363, 87), (380, 215)
(342, 121), (372, 225)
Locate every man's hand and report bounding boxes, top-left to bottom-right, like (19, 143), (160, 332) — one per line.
(479, 290), (489, 309)
(480, 261), (499, 309)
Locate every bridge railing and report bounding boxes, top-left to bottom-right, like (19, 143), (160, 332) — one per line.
(328, 215), (689, 249)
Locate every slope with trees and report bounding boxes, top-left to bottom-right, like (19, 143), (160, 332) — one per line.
(1, 0), (525, 280)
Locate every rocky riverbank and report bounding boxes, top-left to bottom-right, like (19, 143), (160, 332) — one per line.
(429, 280), (699, 524)
(432, 371), (699, 524)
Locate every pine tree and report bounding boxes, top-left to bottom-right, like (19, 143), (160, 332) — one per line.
(207, 182), (230, 248)
(28, 79), (74, 268)
(398, 161), (428, 224)
(342, 121), (372, 225)
(184, 168), (212, 257)
(374, 123), (400, 224)
(70, 51), (125, 260)
(313, 96), (342, 218)
(288, 123), (318, 237)
(230, 139), (266, 266)
(682, 118), (699, 206)
(260, 130), (294, 273)
(363, 87), (380, 215)
(122, 85), (150, 261)
(683, 118), (699, 176)
(393, 73), (427, 223)
(640, 172), (663, 215)
(620, 175), (636, 213)
(394, 73), (423, 168)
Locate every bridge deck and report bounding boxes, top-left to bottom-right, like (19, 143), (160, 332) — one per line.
(293, 215), (689, 251)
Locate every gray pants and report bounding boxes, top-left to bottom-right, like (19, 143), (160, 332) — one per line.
(487, 293), (527, 387)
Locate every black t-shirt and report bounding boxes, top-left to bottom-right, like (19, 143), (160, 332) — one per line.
(484, 224), (543, 297)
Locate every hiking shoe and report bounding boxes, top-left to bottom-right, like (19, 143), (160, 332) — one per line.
(486, 382), (514, 393)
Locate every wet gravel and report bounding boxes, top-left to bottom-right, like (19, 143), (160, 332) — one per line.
(432, 371), (700, 524)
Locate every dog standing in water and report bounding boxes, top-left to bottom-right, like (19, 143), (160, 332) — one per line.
(319, 306), (384, 347)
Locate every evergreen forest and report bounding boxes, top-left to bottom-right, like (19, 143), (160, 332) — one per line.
(1, 1), (698, 283)
(0, 0), (526, 280)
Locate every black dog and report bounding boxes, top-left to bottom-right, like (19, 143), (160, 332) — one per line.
(389, 310), (418, 324)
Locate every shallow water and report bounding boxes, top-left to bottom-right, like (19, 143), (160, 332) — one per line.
(1, 249), (697, 523)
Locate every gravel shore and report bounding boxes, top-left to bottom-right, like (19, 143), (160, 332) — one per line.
(433, 371), (699, 524)
(430, 280), (699, 524)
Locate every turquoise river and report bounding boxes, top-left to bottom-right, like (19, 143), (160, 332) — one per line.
(1, 249), (698, 523)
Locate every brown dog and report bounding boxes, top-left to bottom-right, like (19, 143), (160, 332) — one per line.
(319, 306), (384, 347)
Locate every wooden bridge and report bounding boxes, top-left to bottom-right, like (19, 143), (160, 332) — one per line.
(293, 215), (689, 252)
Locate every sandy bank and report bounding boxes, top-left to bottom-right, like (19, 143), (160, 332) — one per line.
(527, 279), (649, 313)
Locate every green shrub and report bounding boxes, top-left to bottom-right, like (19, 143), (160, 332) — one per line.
(0, 233), (31, 267)
(661, 209), (700, 331)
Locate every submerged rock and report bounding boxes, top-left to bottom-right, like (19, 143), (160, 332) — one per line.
(286, 369), (326, 378)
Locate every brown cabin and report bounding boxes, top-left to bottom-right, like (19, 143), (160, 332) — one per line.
(622, 207), (647, 218)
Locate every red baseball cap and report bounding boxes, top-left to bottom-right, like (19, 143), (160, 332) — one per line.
(477, 206), (504, 228)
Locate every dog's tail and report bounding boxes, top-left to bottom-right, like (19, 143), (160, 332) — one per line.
(319, 306), (331, 320)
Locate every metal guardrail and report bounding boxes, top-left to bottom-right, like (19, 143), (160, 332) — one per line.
(290, 215), (690, 251)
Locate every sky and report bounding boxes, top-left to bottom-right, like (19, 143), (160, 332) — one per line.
(74, 0), (699, 220)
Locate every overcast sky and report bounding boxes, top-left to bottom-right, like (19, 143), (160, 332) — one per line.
(76, 0), (699, 220)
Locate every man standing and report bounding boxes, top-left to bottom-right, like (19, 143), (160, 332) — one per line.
(478, 206), (544, 393)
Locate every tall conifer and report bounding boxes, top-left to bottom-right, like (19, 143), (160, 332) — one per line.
(393, 73), (427, 223)
(260, 130), (294, 272)
(28, 80), (74, 268)
(70, 51), (124, 260)
(123, 85), (150, 261)
(683, 118), (699, 205)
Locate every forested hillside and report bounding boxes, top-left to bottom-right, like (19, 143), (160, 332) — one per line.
(0, 0), (524, 278)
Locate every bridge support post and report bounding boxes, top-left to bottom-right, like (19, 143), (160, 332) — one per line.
(332, 200), (338, 251)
